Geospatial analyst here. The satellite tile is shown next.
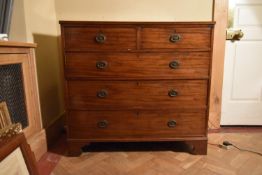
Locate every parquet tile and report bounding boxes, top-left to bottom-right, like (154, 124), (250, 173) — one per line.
(51, 133), (262, 175)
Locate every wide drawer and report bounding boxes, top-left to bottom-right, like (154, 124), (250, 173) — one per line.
(67, 80), (208, 110)
(68, 111), (206, 139)
(65, 52), (211, 79)
(63, 27), (137, 51)
(141, 27), (211, 50)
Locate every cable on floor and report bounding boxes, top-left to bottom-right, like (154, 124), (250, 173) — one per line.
(208, 141), (262, 156)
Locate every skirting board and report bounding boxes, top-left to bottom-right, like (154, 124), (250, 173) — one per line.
(27, 129), (47, 161)
(45, 113), (65, 148)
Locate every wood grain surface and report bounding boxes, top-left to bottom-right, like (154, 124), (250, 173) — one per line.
(64, 27), (137, 51)
(141, 27), (211, 49)
(60, 21), (214, 155)
(67, 80), (208, 110)
(50, 132), (262, 175)
(67, 110), (206, 139)
(65, 52), (211, 79)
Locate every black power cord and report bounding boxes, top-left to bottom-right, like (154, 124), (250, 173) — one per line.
(208, 141), (262, 156)
(222, 140), (262, 156)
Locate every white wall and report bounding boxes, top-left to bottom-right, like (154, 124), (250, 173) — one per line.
(9, 0), (64, 128)
(22, 0), (59, 42)
(9, 0), (27, 41)
(55, 0), (213, 21)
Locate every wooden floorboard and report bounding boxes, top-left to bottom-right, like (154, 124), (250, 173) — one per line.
(44, 132), (262, 175)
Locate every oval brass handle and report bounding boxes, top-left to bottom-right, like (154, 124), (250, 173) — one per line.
(97, 89), (108, 98)
(96, 61), (108, 69)
(97, 120), (108, 128)
(95, 33), (106, 43)
(168, 89), (178, 97)
(167, 120), (177, 128)
(169, 34), (181, 43)
(169, 61), (179, 69)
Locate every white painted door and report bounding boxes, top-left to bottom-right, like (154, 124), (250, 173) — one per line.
(221, 0), (262, 125)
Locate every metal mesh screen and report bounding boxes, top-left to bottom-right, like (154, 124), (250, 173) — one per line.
(0, 64), (28, 128)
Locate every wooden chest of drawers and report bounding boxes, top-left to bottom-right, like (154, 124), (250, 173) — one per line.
(60, 21), (215, 156)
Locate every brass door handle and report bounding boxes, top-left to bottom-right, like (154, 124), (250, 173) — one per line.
(169, 61), (180, 69)
(169, 34), (181, 43)
(96, 60), (108, 69)
(167, 120), (177, 128)
(168, 89), (178, 97)
(95, 33), (106, 43)
(226, 29), (244, 41)
(97, 120), (108, 128)
(97, 89), (108, 98)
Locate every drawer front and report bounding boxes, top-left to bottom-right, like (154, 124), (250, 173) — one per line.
(67, 80), (208, 110)
(65, 52), (211, 79)
(68, 111), (206, 139)
(141, 27), (211, 50)
(64, 27), (137, 51)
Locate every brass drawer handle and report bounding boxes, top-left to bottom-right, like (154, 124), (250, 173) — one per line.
(96, 60), (108, 69)
(97, 89), (108, 98)
(169, 61), (179, 69)
(168, 89), (178, 97)
(167, 120), (177, 128)
(169, 34), (181, 43)
(97, 120), (108, 128)
(95, 33), (106, 43)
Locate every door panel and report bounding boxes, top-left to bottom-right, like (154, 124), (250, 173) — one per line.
(236, 2), (262, 40)
(231, 42), (262, 100)
(221, 0), (262, 125)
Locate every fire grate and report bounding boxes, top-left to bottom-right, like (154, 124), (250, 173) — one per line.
(0, 64), (28, 128)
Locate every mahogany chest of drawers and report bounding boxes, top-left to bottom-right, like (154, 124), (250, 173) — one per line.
(60, 21), (215, 156)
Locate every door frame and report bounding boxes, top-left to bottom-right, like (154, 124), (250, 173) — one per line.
(209, 0), (228, 129)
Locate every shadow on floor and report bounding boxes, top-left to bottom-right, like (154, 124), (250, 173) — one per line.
(82, 141), (192, 153)
(48, 133), (194, 155)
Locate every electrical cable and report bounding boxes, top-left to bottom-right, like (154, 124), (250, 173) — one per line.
(208, 142), (228, 149)
(208, 141), (262, 156)
(223, 140), (262, 156)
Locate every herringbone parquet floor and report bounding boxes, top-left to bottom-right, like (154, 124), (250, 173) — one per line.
(51, 133), (262, 175)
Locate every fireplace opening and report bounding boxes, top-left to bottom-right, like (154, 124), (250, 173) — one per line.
(0, 64), (28, 128)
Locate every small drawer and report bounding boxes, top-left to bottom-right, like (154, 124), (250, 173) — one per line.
(64, 27), (137, 51)
(67, 80), (208, 110)
(65, 52), (211, 79)
(141, 27), (211, 50)
(68, 111), (207, 139)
